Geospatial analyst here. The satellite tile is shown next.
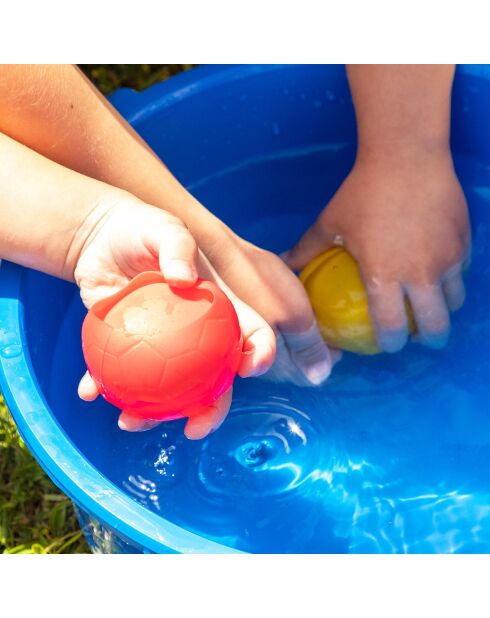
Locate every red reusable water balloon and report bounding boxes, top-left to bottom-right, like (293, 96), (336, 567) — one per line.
(81, 272), (243, 422)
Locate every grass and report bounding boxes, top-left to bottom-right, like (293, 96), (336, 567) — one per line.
(0, 65), (193, 554)
(0, 395), (88, 553)
(79, 64), (195, 95)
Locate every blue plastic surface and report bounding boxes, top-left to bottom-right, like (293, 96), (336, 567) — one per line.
(1, 64), (490, 553)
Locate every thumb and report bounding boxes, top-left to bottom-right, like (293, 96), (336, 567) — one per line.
(282, 221), (340, 272)
(283, 323), (334, 386)
(144, 212), (199, 287)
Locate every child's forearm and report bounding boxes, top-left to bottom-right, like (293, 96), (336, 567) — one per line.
(346, 64), (455, 162)
(0, 131), (116, 279)
(0, 65), (224, 247)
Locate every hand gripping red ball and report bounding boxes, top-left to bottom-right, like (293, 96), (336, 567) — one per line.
(81, 272), (243, 422)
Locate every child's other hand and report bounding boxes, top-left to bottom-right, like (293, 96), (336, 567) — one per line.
(284, 150), (471, 353)
(199, 229), (338, 386)
(75, 195), (276, 438)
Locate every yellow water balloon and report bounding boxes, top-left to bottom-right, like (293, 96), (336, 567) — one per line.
(300, 247), (415, 355)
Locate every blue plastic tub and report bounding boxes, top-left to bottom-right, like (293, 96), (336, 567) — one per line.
(2, 64), (490, 553)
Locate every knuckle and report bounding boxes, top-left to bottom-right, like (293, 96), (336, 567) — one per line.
(361, 255), (393, 284)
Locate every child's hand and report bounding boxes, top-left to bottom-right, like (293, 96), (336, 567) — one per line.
(284, 151), (471, 352)
(75, 195), (276, 438)
(202, 233), (338, 386)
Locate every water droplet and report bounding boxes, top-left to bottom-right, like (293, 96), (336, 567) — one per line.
(154, 444), (177, 477)
(0, 344), (22, 358)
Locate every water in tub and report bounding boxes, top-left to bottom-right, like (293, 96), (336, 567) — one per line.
(52, 145), (490, 553)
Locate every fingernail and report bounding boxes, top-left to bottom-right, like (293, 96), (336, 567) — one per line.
(377, 329), (408, 354)
(303, 359), (332, 385)
(166, 260), (195, 282)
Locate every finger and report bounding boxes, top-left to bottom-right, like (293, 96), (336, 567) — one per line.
(365, 280), (409, 353)
(184, 388), (233, 440)
(282, 322), (333, 385)
(282, 221), (339, 272)
(264, 330), (339, 387)
(442, 265), (466, 311)
(78, 371), (101, 401)
(145, 214), (198, 287)
(405, 282), (450, 349)
(263, 332), (310, 386)
(118, 411), (162, 432)
(235, 299), (276, 378)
